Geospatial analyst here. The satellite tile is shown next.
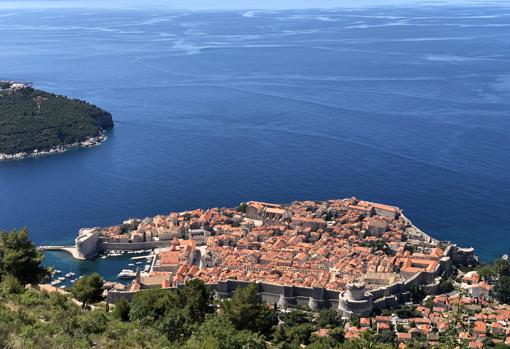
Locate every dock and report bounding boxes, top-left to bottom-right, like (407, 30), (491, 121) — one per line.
(131, 255), (151, 260)
(38, 245), (85, 260)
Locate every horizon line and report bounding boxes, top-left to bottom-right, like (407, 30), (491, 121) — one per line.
(1, 0), (510, 11)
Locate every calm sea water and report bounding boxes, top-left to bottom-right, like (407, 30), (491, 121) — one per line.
(1, 5), (510, 280)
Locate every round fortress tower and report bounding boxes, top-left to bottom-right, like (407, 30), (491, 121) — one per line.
(346, 282), (367, 301)
(338, 282), (373, 317)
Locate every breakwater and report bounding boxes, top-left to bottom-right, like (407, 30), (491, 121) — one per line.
(38, 245), (84, 260)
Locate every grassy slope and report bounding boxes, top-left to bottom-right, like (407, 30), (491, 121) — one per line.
(0, 86), (113, 155)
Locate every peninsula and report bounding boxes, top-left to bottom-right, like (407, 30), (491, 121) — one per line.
(43, 198), (476, 317)
(0, 81), (113, 160)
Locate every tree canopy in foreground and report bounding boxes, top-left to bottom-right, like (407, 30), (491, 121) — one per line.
(0, 228), (46, 285)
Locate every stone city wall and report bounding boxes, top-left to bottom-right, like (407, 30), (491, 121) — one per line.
(108, 257), (445, 316)
(107, 289), (137, 303)
(107, 246), (473, 317)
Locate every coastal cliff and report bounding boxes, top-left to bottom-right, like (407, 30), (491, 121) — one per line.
(0, 81), (113, 159)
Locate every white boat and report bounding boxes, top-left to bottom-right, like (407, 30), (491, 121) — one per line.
(101, 255), (107, 259)
(53, 270), (61, 274)
(58, 277), (65, 281)
(65, 272), (75, 278)
(128, 263), (134, 267)
(136, 261), (143, 265)
(50, 280), (62, 286)
(118, 269), (137, 279)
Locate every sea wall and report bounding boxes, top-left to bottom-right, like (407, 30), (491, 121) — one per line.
(75, 235), (172, 260)
(445, 244), (476, 266)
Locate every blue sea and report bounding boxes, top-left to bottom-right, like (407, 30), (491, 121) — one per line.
(1, 4), (510, 281)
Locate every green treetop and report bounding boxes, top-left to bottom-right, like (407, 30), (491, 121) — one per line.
(220, 283), (278, 336)
(70, 272), (104, 308)
(0, 228), (46, 285)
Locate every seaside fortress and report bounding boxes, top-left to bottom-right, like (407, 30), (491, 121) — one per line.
(74, 197), (475, 316)
(75, 228), (100, 259)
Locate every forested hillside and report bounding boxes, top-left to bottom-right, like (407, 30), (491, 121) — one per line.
(0, 82), (113, 155)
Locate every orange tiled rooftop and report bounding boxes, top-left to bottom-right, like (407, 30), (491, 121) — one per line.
(106, 198), (448, 292)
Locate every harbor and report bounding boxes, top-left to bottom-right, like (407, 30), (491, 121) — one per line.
(43, 248), (156, 286)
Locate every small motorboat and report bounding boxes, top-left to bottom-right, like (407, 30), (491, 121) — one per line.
(118, 269), (137, 279)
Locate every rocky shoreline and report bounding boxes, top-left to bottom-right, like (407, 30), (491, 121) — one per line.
(1, 80), (114, 159)
(0, 133), (107, 161)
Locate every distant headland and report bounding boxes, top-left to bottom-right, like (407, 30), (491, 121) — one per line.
(0, 81), (113, 160)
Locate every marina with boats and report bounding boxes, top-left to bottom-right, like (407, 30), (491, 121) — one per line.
(46, 249), (156, 287)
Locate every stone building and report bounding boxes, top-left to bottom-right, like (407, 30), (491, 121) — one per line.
(338, 283), (374, 317)
(75, 228), (100, 259)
